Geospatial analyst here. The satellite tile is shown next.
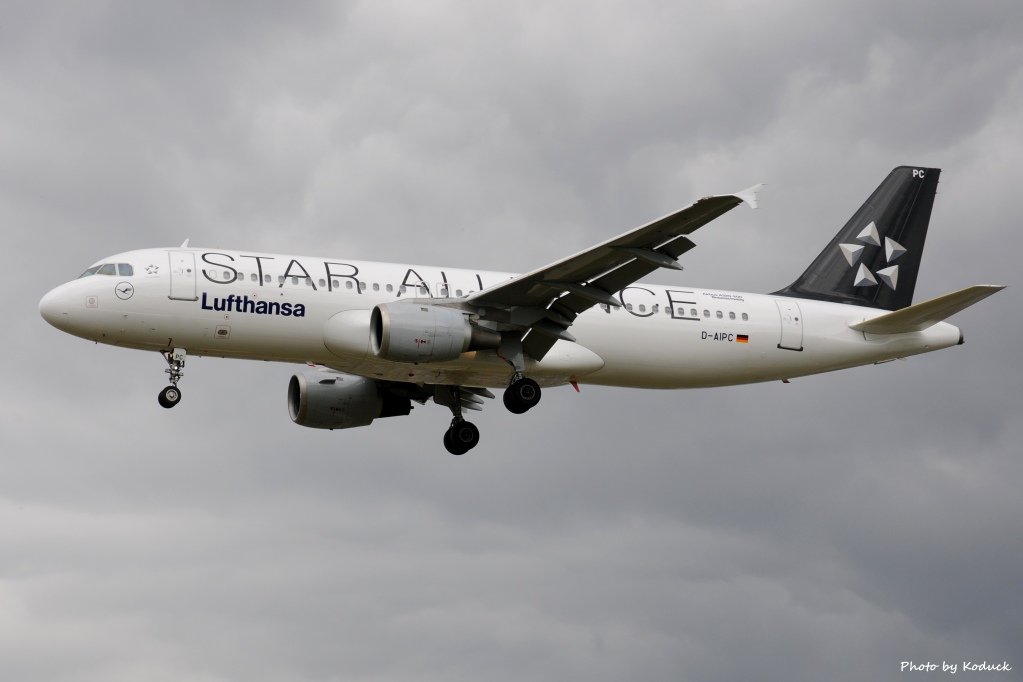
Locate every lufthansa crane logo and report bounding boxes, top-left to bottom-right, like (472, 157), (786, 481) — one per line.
(115, 282), (135, 300)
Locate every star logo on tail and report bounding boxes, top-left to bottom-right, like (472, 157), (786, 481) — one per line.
(838, 221), (905, 290)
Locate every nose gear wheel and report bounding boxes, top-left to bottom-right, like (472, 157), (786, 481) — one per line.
(158, 385), (182, 408)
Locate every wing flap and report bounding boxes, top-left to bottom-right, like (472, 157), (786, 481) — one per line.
(849, 285), (1005, 334)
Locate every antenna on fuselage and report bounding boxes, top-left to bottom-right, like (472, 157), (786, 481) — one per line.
(180, 239), (190, 248)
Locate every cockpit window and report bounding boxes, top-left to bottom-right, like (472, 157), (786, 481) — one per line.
(78, 262), (134, 278)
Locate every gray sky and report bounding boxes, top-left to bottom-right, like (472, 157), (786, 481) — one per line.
(2, 2), (1021, 680)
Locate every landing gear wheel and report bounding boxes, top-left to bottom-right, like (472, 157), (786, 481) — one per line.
(158, 385), (182, 409)
(444, 421), (480, 455)
(503, 377), (541, 414)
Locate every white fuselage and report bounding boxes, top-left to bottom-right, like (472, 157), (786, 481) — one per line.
(39, 247), (963, 390)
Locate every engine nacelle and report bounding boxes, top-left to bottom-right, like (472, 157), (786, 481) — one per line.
(370, 303), (500, 363)
(288, 370), (411, 430)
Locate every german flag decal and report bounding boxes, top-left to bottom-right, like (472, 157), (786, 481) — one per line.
(737, 334), (749, 343)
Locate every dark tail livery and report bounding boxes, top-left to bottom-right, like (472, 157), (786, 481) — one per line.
(774, 166), (940, 311)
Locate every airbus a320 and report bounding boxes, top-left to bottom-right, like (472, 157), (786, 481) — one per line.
(40, 167), (1003, 454)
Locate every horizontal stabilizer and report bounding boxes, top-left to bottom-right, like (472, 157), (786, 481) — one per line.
(849, 285), (1005, 334)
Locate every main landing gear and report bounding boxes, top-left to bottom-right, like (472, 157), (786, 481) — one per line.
(497, 336), (542, 415)
(433, 376), (542, 455)
(158, 348), (186, 409)
(435, 385), (487, 455)
(444, 419), (480, 456)
(503, 375), (541, 414)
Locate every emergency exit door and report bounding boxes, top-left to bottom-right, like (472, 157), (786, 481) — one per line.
(775, 299), (803, 351)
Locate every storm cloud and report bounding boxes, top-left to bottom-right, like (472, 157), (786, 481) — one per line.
(2, 2), (1021, 680)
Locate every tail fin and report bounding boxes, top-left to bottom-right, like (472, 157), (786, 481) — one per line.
(773, 166), (940, 310)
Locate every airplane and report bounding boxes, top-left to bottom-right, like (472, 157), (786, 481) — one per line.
(39, 166), (1003, 454)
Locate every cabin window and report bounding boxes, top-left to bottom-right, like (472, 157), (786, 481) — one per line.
(331, 279), (339, 288)
(742, 312), (749, 321)
(250, 273), (258, 282)
(456, 289), (463, 297)
(372, 283), (380, 291)
(638, 304), (646, 313)
(399, 285), (407, 294)
(625, 304), (633, 312)
(703, 309), (710, 318)
(346, 281), (353, 290)
(359, 282), (367, 292)
(716, 310), (723, 319)
(278, 276), (285, 284)
(729, 311), (736, 320)
(691, 308), (698, 317)
(386, 284), (393, 293)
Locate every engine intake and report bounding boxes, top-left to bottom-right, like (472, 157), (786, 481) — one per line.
(370, 303), (500, 363)
(288, 370), (411, 430)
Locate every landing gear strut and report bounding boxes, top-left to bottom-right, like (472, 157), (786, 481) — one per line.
(497, 335), (543, 415)
(436, 386), (482, 455)
(159, 348), (186, 409)
(503, 375), (541, 414)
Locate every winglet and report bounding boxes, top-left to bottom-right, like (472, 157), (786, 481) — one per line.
(734, 183), (765, 210)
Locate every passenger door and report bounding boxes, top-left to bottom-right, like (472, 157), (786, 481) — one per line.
(775, 299), (803, 351)
(168, 251), (198, 301)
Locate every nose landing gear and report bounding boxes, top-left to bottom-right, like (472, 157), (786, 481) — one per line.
(159, 348), (186, 409)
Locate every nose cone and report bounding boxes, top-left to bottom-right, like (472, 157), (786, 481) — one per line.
(39, 284), (74, 331)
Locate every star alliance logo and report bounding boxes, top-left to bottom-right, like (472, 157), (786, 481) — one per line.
(838, 221), (905, 290)
(146, 264), (160, 275)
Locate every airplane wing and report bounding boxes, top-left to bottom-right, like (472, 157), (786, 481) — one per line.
(467, 184), (763, 359)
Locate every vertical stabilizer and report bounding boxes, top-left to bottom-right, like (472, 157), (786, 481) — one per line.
(773, 166), (940, 310)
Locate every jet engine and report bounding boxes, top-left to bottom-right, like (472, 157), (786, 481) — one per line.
(370, 303), (500, 363)
(288, 370), (411, 430)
